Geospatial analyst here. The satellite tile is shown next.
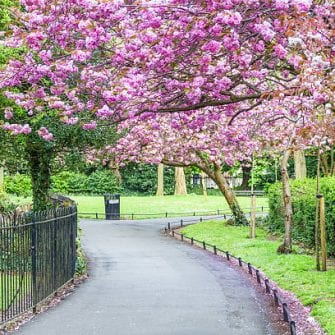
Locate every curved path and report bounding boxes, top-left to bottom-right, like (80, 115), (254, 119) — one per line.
(16, 218), (279, 335)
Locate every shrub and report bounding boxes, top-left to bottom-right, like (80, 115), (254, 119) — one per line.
(267, 178), (335, 256)
(121, 163), (175, 195)
(85, 170), (121, 195)
(52, 170), (121, 195)
(4, 174), (32, 197)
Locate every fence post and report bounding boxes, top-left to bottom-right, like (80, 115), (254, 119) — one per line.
(202, 241), (206, 249)
(248, 263), (252, 275)
(168, 222), (171, 230)
(256, 269), (261, 283)
(226, 251), (230, 261)
(319, 195), (327, 271)
(213, 246), (217, 255)
(180, 219), (183, 227)
(191, 237), (194, 245)
(71, 206), (77, 282)
(181, 234), (184, 241)
(31, 213), (37, 313)
(95, 212), (98, 219)
(52, 208), (58, 291)
(238, 257), (242, 266)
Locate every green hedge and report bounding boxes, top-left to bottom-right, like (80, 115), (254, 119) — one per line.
(267, 178), (335, 256)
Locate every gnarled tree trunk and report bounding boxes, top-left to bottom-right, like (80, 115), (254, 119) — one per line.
(212, 166), (248, 225)
(278, 150), (293, 253)
(156, 163), (164, 196)
(26, 142), (54, 211)
(174, 167), (187, 195)
(240, 165), (251, 190)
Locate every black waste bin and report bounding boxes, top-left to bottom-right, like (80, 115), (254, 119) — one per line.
(104, 194), (120, 220)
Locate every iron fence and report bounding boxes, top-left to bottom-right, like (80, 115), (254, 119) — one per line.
(79, 206), (269, 220)
(164, 217), (296, 335)
(0, 205), (77, 326)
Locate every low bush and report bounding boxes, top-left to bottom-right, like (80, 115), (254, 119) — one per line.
(267, 178), (335, 256)
(4, 174), (32, 197)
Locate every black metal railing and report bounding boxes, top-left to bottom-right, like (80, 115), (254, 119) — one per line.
(0, 205), (77, 326)
(79, 206), (269, 220)
(164, 217), (296, 335)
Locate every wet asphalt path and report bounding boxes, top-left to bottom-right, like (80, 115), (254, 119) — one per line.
(15, 218), (279, 335)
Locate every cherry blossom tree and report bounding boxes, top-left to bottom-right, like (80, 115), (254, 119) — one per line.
(1, 0), (333, 216)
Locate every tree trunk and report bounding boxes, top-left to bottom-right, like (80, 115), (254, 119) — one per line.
(156, 163), (164, 196)
(294, 150), (307, 179)
(240, 165), (251, 190)
(108, 161), (122, 184)
(250, 194), (256, 239)
(212, 167), (248, 225)
(174, 167), (187, 195)
(26, 144), (54, 211)
(277, 150), (293, 253)
(201, 171), (207, 197)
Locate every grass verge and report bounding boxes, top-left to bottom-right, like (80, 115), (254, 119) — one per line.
(181, 220), (335, 334)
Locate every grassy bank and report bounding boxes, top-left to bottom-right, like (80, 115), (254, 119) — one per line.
(181, 220), (335, 334)
(71, 194), (268, 219)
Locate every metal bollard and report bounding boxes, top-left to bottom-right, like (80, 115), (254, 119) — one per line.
(290, 321), (296, 335)
(202, 241), (206, 249)
(191, 237), (194, 245)
(214, 246), (217, 255)
(238, 257), (242, 266)
(248, 263), (252, 275)
(226, 252), (230, 261)
(282, 303), (289, 322)
(181, 234), (184, 241)
(256, 269), (261, 284)
(273, 289), (279, 306)
(265, 279), (270, 293)
(168, 222), (171, 230)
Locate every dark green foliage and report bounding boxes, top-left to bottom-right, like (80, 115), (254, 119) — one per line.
(120, 163), (175, 195)
(52, 170), (121, 195)
(267, 178), (335, 256)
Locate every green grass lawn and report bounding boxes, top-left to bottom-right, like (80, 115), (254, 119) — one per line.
(71, 194), (268, 219)
(181, 221), (335, 334)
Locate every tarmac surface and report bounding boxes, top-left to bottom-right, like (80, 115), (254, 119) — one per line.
(15, 218), (280, 335)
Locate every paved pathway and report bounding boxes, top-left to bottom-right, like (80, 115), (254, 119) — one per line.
(15, 218), (279, 335)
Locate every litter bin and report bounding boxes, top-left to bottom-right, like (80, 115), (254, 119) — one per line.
(104, 194), (120, 220)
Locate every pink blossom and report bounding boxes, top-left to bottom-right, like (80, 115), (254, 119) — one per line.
(37, 127), (53, 141)
(82, 121), (97, 130)
(4, 107), (13, 120)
